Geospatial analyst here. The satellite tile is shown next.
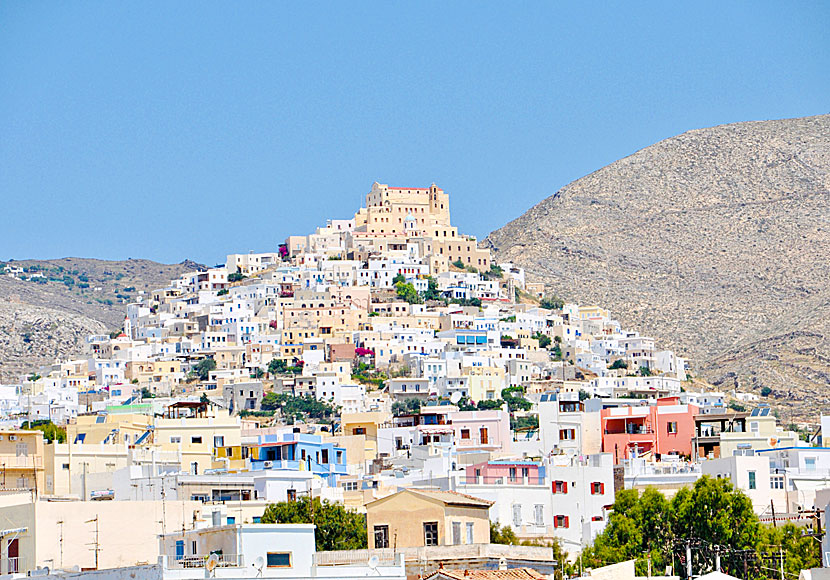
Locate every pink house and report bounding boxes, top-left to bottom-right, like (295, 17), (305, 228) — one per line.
(601, 397), (698, 462)
(451, 410), (512, 454)
(464, 459), (545, 485)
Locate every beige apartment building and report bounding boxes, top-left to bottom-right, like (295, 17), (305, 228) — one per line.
(366, 489), (492, 549)
(0, 430), (45, 493)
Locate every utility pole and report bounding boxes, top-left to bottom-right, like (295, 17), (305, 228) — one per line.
(779, 546), (784, 580)
(686, 541), (692, 580)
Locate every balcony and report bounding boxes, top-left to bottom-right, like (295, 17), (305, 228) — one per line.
(1, 557), (22, 574)
(170, 553), (244, 569)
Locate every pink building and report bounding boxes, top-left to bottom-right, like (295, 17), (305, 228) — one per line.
(601, 397), (698, 462)
(464, 459), (545, 485)
(451, 409), (512, 454)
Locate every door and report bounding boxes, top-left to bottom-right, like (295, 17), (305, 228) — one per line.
(479, 427), (489, 445)
(7, 538), (19, 573)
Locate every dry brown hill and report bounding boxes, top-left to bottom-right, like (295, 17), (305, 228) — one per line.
(0, 257), (203, 381)
(486, 114), (830, 422)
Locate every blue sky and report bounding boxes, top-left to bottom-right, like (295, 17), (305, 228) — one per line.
(1, 2), (827, 266)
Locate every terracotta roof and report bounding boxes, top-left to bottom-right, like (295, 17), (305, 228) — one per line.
(407, 488), (494, 507)
(426, 568), (548, 580)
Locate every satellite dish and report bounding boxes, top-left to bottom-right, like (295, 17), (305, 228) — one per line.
(450, 392), (462, 404)
(253, 556), (264, 577)
(206, 553), (220, 573)
(368, 555), (380, 570)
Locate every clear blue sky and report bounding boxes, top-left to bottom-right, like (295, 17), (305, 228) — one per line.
(1, 3), (827, 266)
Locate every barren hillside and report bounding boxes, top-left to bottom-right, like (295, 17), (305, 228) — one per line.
(486, 114), (830, 422)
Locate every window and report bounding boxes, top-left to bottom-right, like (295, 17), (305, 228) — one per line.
(748, 471), (756, 490)
(509, 467), (517, 481)
(287, 489), (297, 502)
(553, 480), (568, 494)
(191, 541), (197, 555)
(466, 522), (474, 544)
(321, 449), (329, 464)
(460, 429), (470, 440)
(353, 427), (366, 435)
(424, 522), (439, 546)
(559, 429), (575, 441)
(554, 515), (570, 529)
(266, 552), (292, 568)
(534, 504), (544, 526)
(771, 475), (785, 490)
(191, 436), (202, 444)
(513, 504), (522, 527)
(805, 457), (817, 472)
(591, 482), (605, 495)
(226, 516), (235, 524)
(667, 422), (678, 434)
(62, 463), (70, 470)
(175, 540), (184, 561)
(749, 422), (759, 433)
(214, 436), (224, 448)
(374, 525), (390, 548)
(452, 521), (462, 545)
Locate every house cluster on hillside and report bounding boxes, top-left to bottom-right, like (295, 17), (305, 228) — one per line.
(0, 183), (825, 580)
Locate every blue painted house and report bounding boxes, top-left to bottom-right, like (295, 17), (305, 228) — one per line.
(248, 432), (347, 485)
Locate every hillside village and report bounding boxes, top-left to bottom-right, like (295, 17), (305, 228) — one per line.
(1, 183), (828, 579)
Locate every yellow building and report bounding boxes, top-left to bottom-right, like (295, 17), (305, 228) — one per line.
(67, 413), (151, 445)
(43, 442), (129, 497)
(153, 402), (242, 474)
(366, 489), (492, 548)
(463, 366), (505, 402)
(0, 430), (45, 493)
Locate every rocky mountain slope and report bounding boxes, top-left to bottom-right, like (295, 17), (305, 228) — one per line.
(486, 114), (830, 422)
(0, 258), (203, 381)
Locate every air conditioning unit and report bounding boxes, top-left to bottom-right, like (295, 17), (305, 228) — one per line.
(263, 461), (273, 468)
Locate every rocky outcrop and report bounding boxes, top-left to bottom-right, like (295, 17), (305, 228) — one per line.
(486, 114), (830, 420)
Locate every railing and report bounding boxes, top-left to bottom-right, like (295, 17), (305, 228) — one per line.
(461, 475), (545, 486)
(171, 553), (244, 569)
(314, 549), (399, 567)
(1, 557), (22, 574)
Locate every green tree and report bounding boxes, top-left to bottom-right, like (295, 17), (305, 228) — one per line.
(268, 358), (288, 375)
(21, 420), (66, 443)
(423, 276), (442, 301)
(639, 366), (652, 376)
(251, 367), (265, 379)
(477, 399), (504, 410)
(490, 522), (519, 545)
(532, 332), (552, 349)
(502, 386), (532, 412)
(540, 295), (564, 310)
(228, 272), (246, 282)
(392, 398), (422, 416)
(760, 386), (772, 397)
(261, 497), (367, 551)
(395, 281), (422, 304)
(451, 259), (465, 269)
(194, 358), (217, 380)
(140, 386), (155, 398)
(608, 359), (628, 370)
(392, 273), (406, 285)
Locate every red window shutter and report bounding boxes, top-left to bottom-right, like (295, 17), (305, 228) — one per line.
(564, 516), (570, 528)
(600, 482), (605, 494)
(563, 481), (568, 493)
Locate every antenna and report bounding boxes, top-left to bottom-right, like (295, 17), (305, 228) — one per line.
(253, 556), (264, 578)
(450, 392), (462, 404)
(368, 555), (381, 575)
